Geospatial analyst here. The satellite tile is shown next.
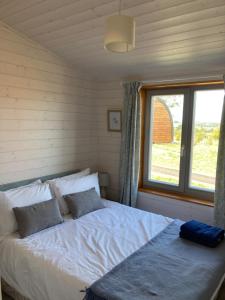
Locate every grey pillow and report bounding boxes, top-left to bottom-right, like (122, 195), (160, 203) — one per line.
(64, 188), (105, 219)
(13, 199), (64, 238)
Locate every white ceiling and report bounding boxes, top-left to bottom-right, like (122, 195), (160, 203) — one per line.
(0, 0), (225, 80)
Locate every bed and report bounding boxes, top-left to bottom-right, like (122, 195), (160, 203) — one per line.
(0, 199), (172, 300)
(0, 171), (225, 300)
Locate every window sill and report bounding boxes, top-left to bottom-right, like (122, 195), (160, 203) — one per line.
(138, 187), (214, 208)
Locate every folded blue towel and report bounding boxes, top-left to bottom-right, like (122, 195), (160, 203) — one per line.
(180, 220), (224, 248)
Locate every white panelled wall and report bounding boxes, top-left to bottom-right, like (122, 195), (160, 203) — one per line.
(95, 80), (123, 200)
(0, 22), (97, 184)
(137, 192), (214, 224)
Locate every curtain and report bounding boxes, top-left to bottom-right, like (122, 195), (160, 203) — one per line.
(119, 81), (142, 207)
(214, 76), (225, 228)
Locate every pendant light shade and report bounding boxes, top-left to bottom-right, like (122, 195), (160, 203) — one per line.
(104, 15), (135, 53)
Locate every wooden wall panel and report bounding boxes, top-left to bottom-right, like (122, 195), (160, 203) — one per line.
(94, 81), (123, 200)
(0, 23), (97, 184)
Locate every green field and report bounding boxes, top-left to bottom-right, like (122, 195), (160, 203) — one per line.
(152, 142), (218, 175)
(151, 141), (218, 190)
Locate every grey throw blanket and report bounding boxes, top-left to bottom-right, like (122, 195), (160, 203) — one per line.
(84, 220), (225, 300)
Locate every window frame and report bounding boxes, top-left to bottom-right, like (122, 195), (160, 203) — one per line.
(140, 81), (224, 202)
(143, 88), (189, 193)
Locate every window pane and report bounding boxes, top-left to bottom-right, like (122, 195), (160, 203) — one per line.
(189, 89), (224, 191)
(148, 94), (184, 185)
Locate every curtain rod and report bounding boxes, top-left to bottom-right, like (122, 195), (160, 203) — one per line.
(120, 74), (223, 86)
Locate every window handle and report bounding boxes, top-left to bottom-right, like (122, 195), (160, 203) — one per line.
(181, 145), (185, 157)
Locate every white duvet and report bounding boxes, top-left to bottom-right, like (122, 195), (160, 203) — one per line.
(0, 200), (172, 300)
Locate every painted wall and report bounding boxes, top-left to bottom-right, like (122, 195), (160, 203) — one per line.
(0, 22), (97, 184)
(137, 192), (213, 224)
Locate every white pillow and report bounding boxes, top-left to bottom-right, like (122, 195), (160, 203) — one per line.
(47, 168), (90, 185)
(47, 168), (90, 214)
(51, 173), (100, 215)
(0, 182), (52, 237)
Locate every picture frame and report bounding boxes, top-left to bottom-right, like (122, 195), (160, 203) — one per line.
(107, 110), (122, 132)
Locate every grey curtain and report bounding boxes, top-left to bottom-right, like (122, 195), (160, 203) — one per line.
(214, 76), (225, 228)
(119, 81), (142, 207)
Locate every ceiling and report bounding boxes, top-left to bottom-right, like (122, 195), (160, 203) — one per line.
(0, 0), (225, 80)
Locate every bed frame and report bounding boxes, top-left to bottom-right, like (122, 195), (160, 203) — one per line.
(2, 279), (28, 300)
(217, 281), (225, 299)
(0, 170), (79, 300)
(0, 170), (79, 191)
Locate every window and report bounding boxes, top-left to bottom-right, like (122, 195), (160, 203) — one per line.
(142, 84), (224, 201)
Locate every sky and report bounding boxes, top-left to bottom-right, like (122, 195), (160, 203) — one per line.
(154, 89), (224, 124)
(194, 90), (224, 124)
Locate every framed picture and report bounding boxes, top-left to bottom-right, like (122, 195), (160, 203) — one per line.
(107, 110), (122, 132)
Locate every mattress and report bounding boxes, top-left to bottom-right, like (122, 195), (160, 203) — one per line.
(0, 200), (172, 300)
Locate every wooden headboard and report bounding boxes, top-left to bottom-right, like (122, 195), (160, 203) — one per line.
(0, 170), (80, 191)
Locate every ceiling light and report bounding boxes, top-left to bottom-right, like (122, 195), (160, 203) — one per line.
(104, 0), (135, 53)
